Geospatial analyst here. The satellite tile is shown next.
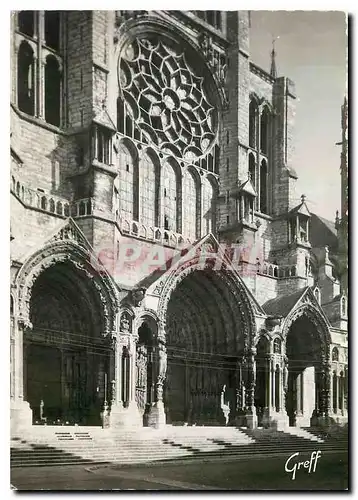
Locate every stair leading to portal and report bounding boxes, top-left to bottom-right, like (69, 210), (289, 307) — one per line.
(11, 425), (348, 468)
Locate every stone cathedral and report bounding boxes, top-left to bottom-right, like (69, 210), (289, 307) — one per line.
(10, 11), (348, 434)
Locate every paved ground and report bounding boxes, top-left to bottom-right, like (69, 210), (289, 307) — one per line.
(11, 450), (349, 491)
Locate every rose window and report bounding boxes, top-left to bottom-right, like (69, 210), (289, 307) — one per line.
(119, 38), (217, 160)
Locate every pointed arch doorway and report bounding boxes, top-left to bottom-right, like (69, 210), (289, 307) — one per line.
(25, 260), (115, 425)
(164, 268), (254, 426)
(285, 307), (331, 427)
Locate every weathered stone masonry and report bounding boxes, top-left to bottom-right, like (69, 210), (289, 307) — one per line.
(10, 11), (347, 432)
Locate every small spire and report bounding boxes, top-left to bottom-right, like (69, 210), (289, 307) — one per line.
(270, 36), (279, 79)
(301, 194), (306, 204)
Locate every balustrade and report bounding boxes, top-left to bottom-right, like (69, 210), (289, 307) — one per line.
(259, 261), (298, 279)
(118, 215), (194, 249)
(11, 174), (92, 218)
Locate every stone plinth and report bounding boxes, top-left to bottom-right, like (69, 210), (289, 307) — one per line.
(109, 402), (142, 428)
(147, 401), (166, 429)
(11, 400), (33, 433)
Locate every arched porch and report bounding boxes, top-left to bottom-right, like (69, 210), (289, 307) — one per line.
(143, 256), (257, 428)
(11, 239), (119, 430)
(284, 305), (331, 427)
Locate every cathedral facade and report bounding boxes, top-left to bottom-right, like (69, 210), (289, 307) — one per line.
(10, 11), (348, 433)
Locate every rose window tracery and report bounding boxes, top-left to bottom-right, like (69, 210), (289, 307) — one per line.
(119, 38), (218, 160)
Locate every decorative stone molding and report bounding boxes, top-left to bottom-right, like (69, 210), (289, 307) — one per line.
(154, 256), (256, 351)
(197, 33), (229, 108)
(15, 240), (120, 337)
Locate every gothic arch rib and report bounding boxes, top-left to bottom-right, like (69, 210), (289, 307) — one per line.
(14, 220), (120, 335)
(282, 303), (332, 364)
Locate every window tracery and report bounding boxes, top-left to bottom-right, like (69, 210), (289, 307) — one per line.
(118, 37), (218, 162)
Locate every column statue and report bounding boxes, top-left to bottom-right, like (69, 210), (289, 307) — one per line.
(147, 326), (167, 428)
(156, 339), (167, 401)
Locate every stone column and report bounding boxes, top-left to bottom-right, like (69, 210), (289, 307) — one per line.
(10, 319), (33, 433)
(267, 356), (272, 410)
(109, 332), (141, 428)
(232, 359), (245, 426)
(245, 347), (257, 429)
(10, 316), (15, 400)
(338, 372), (342, 415)
(37, 12), (45, 119)
(147, 328), (167, 428)
(330, 371), (334, 414)
(344, 366), (348, 414)
(271, 360), (276, 411)
(324, 362), (331, 419)
(269, 356), (289, 430)
(277, 366), (282, 412)
(317, 362), (331, 426)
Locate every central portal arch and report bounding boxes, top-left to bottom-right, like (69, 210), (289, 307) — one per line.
(163, 268), (254, 426)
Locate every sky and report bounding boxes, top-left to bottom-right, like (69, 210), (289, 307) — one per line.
(249, 11), (347, 220)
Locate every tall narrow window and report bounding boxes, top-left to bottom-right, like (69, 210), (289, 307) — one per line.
(162, 161), (179, 232)
(45, 11), (60, 51)
(17, 41), (35, 116)
(45, 55), (61, 126)
(117, 98), (125, 134)
(332, 347), (339, 362)
(118, 143), (139, 221)
(206, 11), (215, 26)
(202, 177), (215, 236)
(249, 100), (257, 149)
(140, 152), (159, 227)
(260, 107), (270, 154)
(18, 11), (35, 38)
(203, 11), (222, 30)
(260, 159), (268, 214)
(94, 126), (112, 165)
(248, 153), (256, 187)
(183, 170), (198, 239)
(215, 11), (222, 30)
(16, 12), (64, 126)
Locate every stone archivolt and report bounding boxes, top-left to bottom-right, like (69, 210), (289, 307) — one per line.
(14, 223), (120, 336)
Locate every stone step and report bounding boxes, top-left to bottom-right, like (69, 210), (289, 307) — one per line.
(11, 426), (348, 468)
(11, 445), (347, 468)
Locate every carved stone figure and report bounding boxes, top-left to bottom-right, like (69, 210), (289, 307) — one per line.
(157, 340), (167, 385)
(120, 312), (132, 333)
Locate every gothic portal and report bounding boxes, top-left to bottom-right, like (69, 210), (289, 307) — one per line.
(10, 11), (347, 433)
